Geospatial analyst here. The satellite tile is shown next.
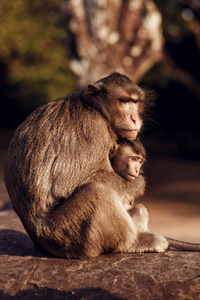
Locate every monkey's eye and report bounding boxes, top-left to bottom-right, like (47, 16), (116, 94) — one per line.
(118, 98), (130, 103)
(132, 99), (140, 104)
(130, 156), (138, 162)
(130, 156), (144, 164)
(119, 97), (139, 103)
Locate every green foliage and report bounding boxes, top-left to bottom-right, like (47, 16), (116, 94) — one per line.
(0, 0), (75, 128)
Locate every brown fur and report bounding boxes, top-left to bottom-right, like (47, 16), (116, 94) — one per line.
(4, 73), (168, 258)
(92, 170), (146, 211)
(109, 138), (146, 210)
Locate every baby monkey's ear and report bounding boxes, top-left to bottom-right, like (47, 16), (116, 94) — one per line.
(109, 143), (120, 159)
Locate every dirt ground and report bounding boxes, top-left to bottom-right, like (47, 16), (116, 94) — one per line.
(0, 147), (200, 243)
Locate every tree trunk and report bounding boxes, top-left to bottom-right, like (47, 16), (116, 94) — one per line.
(62, 0), (164, 87)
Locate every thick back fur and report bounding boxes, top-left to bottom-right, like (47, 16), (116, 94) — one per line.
(4, 93), (115, 239)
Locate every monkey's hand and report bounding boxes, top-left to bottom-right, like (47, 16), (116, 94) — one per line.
(129, 204), (149, 232)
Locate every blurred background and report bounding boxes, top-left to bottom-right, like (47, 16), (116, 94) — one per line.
(0, 0), (200, 243)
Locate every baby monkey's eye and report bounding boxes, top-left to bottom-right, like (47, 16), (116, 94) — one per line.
(130, 156), (138, 162)
(130, 156), (144, 164)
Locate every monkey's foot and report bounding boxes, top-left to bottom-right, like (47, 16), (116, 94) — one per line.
(134, 232), (169, 253)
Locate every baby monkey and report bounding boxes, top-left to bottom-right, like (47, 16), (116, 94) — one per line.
(111, 138), (145, 182)
(110, 138), (146, 211)
(111, 138), (200, 252)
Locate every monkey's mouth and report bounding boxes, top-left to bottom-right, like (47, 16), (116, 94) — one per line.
(119, 172), (136, 181)
(116, 129), (139, 140)
(121, 129), (138, 132)
(126, 174), (137, 180)
(125, 131), (138, 140)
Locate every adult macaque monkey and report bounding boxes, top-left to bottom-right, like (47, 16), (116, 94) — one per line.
(4, 72), (170, 258)
(110, 138), (200, 252)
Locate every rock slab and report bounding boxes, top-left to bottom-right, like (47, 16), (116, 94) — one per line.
(0, 227), (200, 300)
(0, 191), (200, 300)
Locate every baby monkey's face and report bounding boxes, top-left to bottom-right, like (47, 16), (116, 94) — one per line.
(111, 145), (144, 181)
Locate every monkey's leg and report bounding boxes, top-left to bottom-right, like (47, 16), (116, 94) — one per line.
(82, 183), (169, 255)
(44, 183), (168, 258)
(43, 182), (139, 258)
(81, 182), (139, 257)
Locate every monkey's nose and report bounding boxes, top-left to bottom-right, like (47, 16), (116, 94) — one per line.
(131, 118), (136, 124)
(135, 165), (140, 174)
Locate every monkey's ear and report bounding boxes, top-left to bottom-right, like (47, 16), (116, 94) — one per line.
(109, 143), (119, 159)
(85, 82), (103, 95)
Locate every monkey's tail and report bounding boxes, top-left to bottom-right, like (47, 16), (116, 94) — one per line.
(166, 237), (200, 252)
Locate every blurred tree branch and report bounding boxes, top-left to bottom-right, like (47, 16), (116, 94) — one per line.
(62, 0), (164, 87)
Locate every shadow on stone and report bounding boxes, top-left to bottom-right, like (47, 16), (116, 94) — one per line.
(0, 229), (52, 257)
(0, 287), (124, 300)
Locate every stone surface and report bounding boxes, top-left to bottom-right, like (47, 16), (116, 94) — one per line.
(0, 212), (200, 299)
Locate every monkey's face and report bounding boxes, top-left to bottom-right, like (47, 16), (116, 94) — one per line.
(109, 93), (144, 140)
(85, 73), (145, 140)
(111, 145), (144, 181)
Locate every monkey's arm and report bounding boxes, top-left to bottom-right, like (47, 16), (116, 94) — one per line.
(118, 175), (146, 211)
(91, 171), (145, 210)
(166, 237), (200, 252)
